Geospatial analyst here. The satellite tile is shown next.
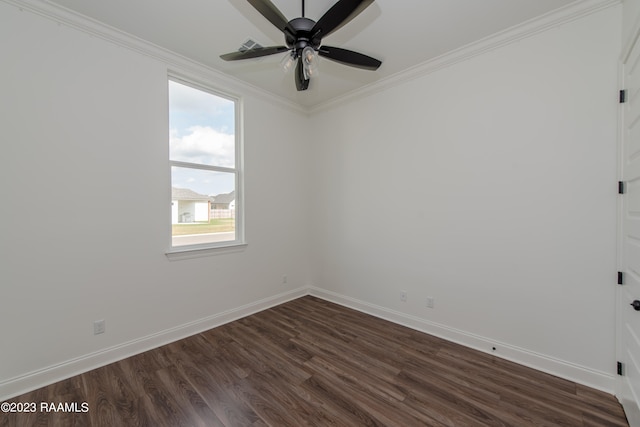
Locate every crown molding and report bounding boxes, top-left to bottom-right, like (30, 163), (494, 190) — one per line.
(2, 0), (620, 115)
(308, 0), (621, 114)
(1, 0), (308, 115)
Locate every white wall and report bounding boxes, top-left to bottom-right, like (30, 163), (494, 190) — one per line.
(309, 6), (621, 390)
(171, 201), (179, 224)
(0, 2), (311, 399)
(0, 0), (624, 399)
(194, 202), (208, 222)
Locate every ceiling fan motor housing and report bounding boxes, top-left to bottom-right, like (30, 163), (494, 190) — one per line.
(286, 17), (320, 56)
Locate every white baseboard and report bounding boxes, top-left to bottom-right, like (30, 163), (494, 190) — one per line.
(1, 285), (617, 401)
(618, 376), (640, 426)
(308, 286), (616, 394)
(0, 287), (308, 401)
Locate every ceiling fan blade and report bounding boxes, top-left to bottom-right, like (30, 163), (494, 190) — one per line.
(247, 0), (295, 35)
(318, 45), (381, 70)
(220, 46), (289, 61)
(311, 0), (374, 40)
(295, 56), (310, 91)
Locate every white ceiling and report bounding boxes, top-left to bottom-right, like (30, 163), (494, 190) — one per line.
(45, 0), (581, 107)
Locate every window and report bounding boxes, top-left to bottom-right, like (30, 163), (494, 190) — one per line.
(168, 77), (243, 251)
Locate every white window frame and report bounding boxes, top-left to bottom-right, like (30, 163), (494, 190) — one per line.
(165, 75), (245, 259)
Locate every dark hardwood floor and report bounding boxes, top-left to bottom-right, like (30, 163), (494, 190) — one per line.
(1, 296), (629, 426)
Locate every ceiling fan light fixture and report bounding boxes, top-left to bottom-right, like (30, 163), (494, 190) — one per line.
(302, 46), (318, 79)
(221, 0), (381, 91)
(280, 51), (296, 73)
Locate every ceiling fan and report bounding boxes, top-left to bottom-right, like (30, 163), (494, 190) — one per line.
(220, 0), (382, 91)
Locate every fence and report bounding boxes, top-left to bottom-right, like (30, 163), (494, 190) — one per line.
(210, 209), (235, 219)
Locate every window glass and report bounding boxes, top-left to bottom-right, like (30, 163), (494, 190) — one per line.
(168, 79), (240, 249)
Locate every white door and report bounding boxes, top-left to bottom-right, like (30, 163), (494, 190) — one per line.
(619, 3), (640, 424)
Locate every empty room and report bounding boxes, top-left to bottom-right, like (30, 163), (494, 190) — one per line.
(1, 0), (639, 425)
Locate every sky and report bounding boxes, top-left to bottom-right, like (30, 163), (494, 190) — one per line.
(169, 80), (236, 197)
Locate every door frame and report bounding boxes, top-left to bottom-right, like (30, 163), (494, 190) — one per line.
(617, 8), (640, 424)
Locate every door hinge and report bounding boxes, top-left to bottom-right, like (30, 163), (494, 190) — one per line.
(619, 181), (626, 194)
(618, 361), (624, 376)
(620, 90), (627, 103)
(618, 271), (624, 285)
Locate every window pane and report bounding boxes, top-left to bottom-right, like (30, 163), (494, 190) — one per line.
(169, 80), (235, 167)
(171, 167), (236, 247)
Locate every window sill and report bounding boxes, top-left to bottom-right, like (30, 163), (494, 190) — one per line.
(165, 242), (247, 261)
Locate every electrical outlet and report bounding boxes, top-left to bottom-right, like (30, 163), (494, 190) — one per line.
(426, 297), (435, 308)
(282, 275), (288, 284)
(400, 290), (407, 302)
(93, 319), (105, 335)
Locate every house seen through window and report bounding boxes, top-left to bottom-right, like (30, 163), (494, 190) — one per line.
(168, 78), (241, 249)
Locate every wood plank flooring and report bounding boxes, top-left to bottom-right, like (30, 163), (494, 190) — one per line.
(0, 296), (629, 426)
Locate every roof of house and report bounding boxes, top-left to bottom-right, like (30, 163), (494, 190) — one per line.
(211, 191), (235, 204)
(171, 187), (210, 201)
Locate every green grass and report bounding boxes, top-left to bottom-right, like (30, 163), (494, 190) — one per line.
(172, 218), (235, 235)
